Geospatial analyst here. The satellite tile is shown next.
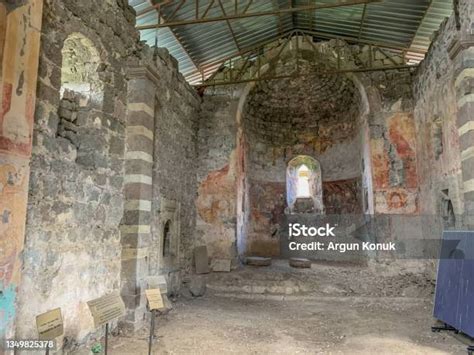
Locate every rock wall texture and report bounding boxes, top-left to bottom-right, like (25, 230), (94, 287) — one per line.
(149, 48), (201, 278)
(17, 0), (200, 346)
(366, 70), (419, 215)
(195, 87), (239, 262)
(0, 0), (43, 340)
(18, 0), (138, 343)
(198, 39), (424, 259)
(413, 15), (463, 223)
(242, 67), (364, 256)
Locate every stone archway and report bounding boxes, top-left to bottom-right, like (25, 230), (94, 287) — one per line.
(233, 37), (375, 257)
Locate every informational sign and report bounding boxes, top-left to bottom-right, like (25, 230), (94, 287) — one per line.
(145, 289), (164, 311)
(36, 308), (63, 340)
(87, 291), (125, 328)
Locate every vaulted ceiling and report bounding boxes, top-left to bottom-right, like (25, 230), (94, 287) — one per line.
(129, 0), (453, 85)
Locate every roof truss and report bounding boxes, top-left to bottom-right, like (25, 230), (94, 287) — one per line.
(198, 30), (415, 87)
(137, 0), (382, 30)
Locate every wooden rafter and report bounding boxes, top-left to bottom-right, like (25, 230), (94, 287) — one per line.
(137, 0), (382, 30)
(271, 0), (284, 37)
(405, 0), (433, 62)
(151, 1), (201, 72)
(217, 0), (241, 52)
(358, 4), (368, 40)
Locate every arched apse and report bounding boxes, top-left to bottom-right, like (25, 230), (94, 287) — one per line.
(234, 37), (375, 257)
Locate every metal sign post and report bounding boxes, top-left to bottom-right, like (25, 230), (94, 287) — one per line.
(145, 289), (165, 355)
(36, 308), (63, 355)
(104, 322), (109, 355)
(148, 310), (157, 355)
(87, 292), (126, 355)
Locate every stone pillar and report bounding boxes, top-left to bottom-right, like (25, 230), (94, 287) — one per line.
(120, 65), (159, 332)
(449, 20), (474, 227)
(0, 0), (43, 340)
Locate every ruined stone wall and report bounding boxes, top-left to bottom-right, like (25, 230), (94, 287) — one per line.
(148, 47), (201, 278)
(0, 0), (43, 340)
(16, 0), (202, 343)
(413, 16), (463, 223)
(195, 86), (240, 263)
(242, 72), (364, 256)
(196, 42), (421, 259)
(367, 69), (419, 214)
(17, 0), (138, 343)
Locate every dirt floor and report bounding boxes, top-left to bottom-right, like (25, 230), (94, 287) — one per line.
(79, 261), (469, 354)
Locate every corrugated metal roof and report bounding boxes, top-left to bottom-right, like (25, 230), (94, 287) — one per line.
(130, 0), (453, 84)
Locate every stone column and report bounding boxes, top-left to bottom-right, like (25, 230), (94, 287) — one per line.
(120, 65), (159, 332)
(0, 0), (43, 340)
(450, 8), (474, 227)
(449, 18), (474, 227)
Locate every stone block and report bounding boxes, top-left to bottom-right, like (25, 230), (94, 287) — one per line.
(189, 276), (206, 297)
(246, 256), (272, 267)
(194, 246), (210, 274)
(289, 258), (312, 268)
(211, 258), (231, 272)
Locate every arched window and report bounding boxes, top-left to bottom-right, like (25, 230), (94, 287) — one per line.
(286, 156), (323, 213)
(296, 164), (311, 198)
(162, 220), (172, 257)
(60, 33), (102, 102)
(58, 33), (104, 163)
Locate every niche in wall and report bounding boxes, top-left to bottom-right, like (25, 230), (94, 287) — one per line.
(155, 197), (181, 295)
(162, 220), (172, 257)
(440, 189), (456, 229)
(432, 116), (444, 160)
(158, 198), (180, 267)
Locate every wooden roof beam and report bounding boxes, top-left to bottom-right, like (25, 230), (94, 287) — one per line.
(137, 0), (382, 30)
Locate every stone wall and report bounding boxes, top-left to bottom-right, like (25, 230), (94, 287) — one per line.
(241, 58), (364, 256)
(367, 69), (419, 214)
(148, 47), (201, 279)
(0, 0), (43, 340)
(16, 0), (201, 345)
(195, 86), (239, 262)
(197, 40), (423, 259)
(413, 15), (463, 223)
(17, 0), (137, 343)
